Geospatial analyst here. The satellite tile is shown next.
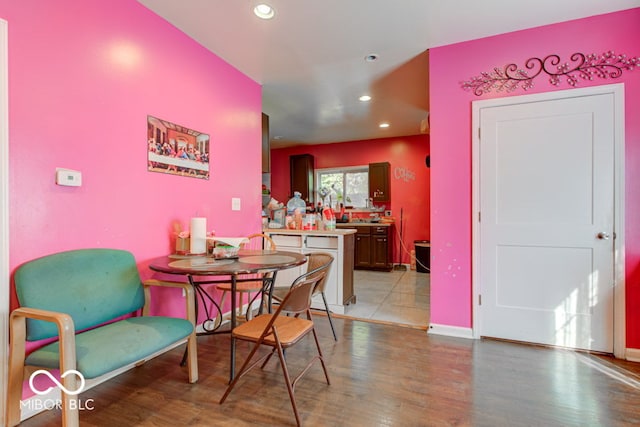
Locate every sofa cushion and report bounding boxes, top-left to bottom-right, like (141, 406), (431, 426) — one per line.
(15, 249), (146, 341)
(25, 316), (193, 379)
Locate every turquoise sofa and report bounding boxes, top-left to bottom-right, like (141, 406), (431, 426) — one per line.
(6, 248), (198, 427)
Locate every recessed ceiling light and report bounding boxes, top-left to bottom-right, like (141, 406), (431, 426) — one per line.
(253, 3), (275, 19)
(379, 122), (390, 128)
(365, 54), (379, 62)
(359, 95), (372, 102)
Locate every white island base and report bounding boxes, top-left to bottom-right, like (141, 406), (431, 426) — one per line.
(264, 229), (356, 315)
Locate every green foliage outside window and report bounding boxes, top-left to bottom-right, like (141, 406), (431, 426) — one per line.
(318, 169), (368, 208)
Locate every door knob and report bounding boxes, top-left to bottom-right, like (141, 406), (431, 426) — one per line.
(597, 232), (610, 240)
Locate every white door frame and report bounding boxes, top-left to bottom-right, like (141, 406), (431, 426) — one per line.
(1, 18), (10, 424)
(471, 84), (626, 359)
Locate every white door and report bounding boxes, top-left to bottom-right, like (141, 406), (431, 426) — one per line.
(476, 89), (618, 353)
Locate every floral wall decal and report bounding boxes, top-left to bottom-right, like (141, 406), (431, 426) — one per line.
(461, 51), (639, 96)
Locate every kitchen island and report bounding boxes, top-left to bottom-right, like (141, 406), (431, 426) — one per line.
(263, 228), (356, 314)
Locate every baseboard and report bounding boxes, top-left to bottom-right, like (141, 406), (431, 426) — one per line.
(427, 323), (474, 339)
(626, 347), (640, 362)
(195, 300), (264, 333)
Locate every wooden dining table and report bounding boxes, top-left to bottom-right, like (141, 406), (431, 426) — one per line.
(148, 249), (307, 382)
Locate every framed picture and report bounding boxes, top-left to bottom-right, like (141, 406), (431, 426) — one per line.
(147, 115), (210, 179)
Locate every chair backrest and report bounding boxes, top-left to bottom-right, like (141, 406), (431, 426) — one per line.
(304, 252), (334, 295)
(277, 270), (327, 315)
(14, 248), (145, 341)
(239, 234), (277, 281)
(242, 233), (276, 251)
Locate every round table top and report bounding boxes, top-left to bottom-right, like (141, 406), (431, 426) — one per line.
(148, 249), (307, 276)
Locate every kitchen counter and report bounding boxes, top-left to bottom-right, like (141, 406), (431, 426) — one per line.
(336, 222), (393, 227)
(263, 227), (357, 235)
(263, 229), (356, 314)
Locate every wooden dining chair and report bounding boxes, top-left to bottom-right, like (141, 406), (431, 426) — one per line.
(216, 233), (276, 322)
(219, 268), (331, 427)
(271, 252), (337, 340)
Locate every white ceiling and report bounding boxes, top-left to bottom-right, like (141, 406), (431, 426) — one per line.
(138, 0), (639, 148)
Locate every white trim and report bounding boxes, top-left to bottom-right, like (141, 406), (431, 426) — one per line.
(612, 84), (626, 359)
(427, 323), (474, 339)
(471, 84), (626, 358)
(1, 18), (9, 426)
(626, 348), (640, 363)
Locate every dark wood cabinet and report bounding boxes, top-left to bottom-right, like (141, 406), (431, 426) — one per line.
(261, 113), (270, 173)
(372, 233), (390, 269)
(369, 162), (390, 202)
(353, 225), (392, 271)
(290, 154), (314, 204)
(354, 229), (372, 268)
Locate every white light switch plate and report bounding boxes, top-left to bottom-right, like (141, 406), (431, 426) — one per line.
(231, 197), (241, 211)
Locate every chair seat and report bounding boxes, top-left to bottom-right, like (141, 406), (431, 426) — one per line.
(232, 314), (313, 347)
(217, 280), (264, 292)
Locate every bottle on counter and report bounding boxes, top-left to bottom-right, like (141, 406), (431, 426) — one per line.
(294, 208), (303, 230)
(323, 206), (336, 230)
(287, 192), (306, 215)
(339, 203), (345, 221)
(316, 212), (325, 230)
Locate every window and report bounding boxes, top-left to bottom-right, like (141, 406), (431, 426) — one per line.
(316, 166), (368, 209)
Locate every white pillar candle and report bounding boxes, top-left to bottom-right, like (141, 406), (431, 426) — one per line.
(189, 217), (207, 254)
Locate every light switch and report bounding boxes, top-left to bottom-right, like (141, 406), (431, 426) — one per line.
(231, 197), (241, 211)
(55, 168), (82, 187)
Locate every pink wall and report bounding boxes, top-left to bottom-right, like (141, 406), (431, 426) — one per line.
(2, 0), (263, 319)
(271, 135), (430, 264)
(429, 8), (640, 347)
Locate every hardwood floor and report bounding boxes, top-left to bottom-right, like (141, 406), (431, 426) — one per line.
(19, 316), (640, 426)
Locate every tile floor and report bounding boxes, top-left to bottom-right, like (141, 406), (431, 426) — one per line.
(339, 268), (430, 328)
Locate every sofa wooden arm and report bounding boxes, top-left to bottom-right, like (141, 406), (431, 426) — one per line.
(142, 279), (198, 383)
(7, 307), (79, 427)
(142, 279), (195, 324)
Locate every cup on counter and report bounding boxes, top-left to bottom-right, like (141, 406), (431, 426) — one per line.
(176, 237), (190, 255)
(303, 213), (317, 230)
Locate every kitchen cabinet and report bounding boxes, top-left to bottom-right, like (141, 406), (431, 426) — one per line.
(369, 162), (390, 202)
(354, 228), (371, 267)
(262, 113), (270, 173)
(349, 224), (393, 271)
(290, 154), (314, 204)
(265, 229), (356, 314)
